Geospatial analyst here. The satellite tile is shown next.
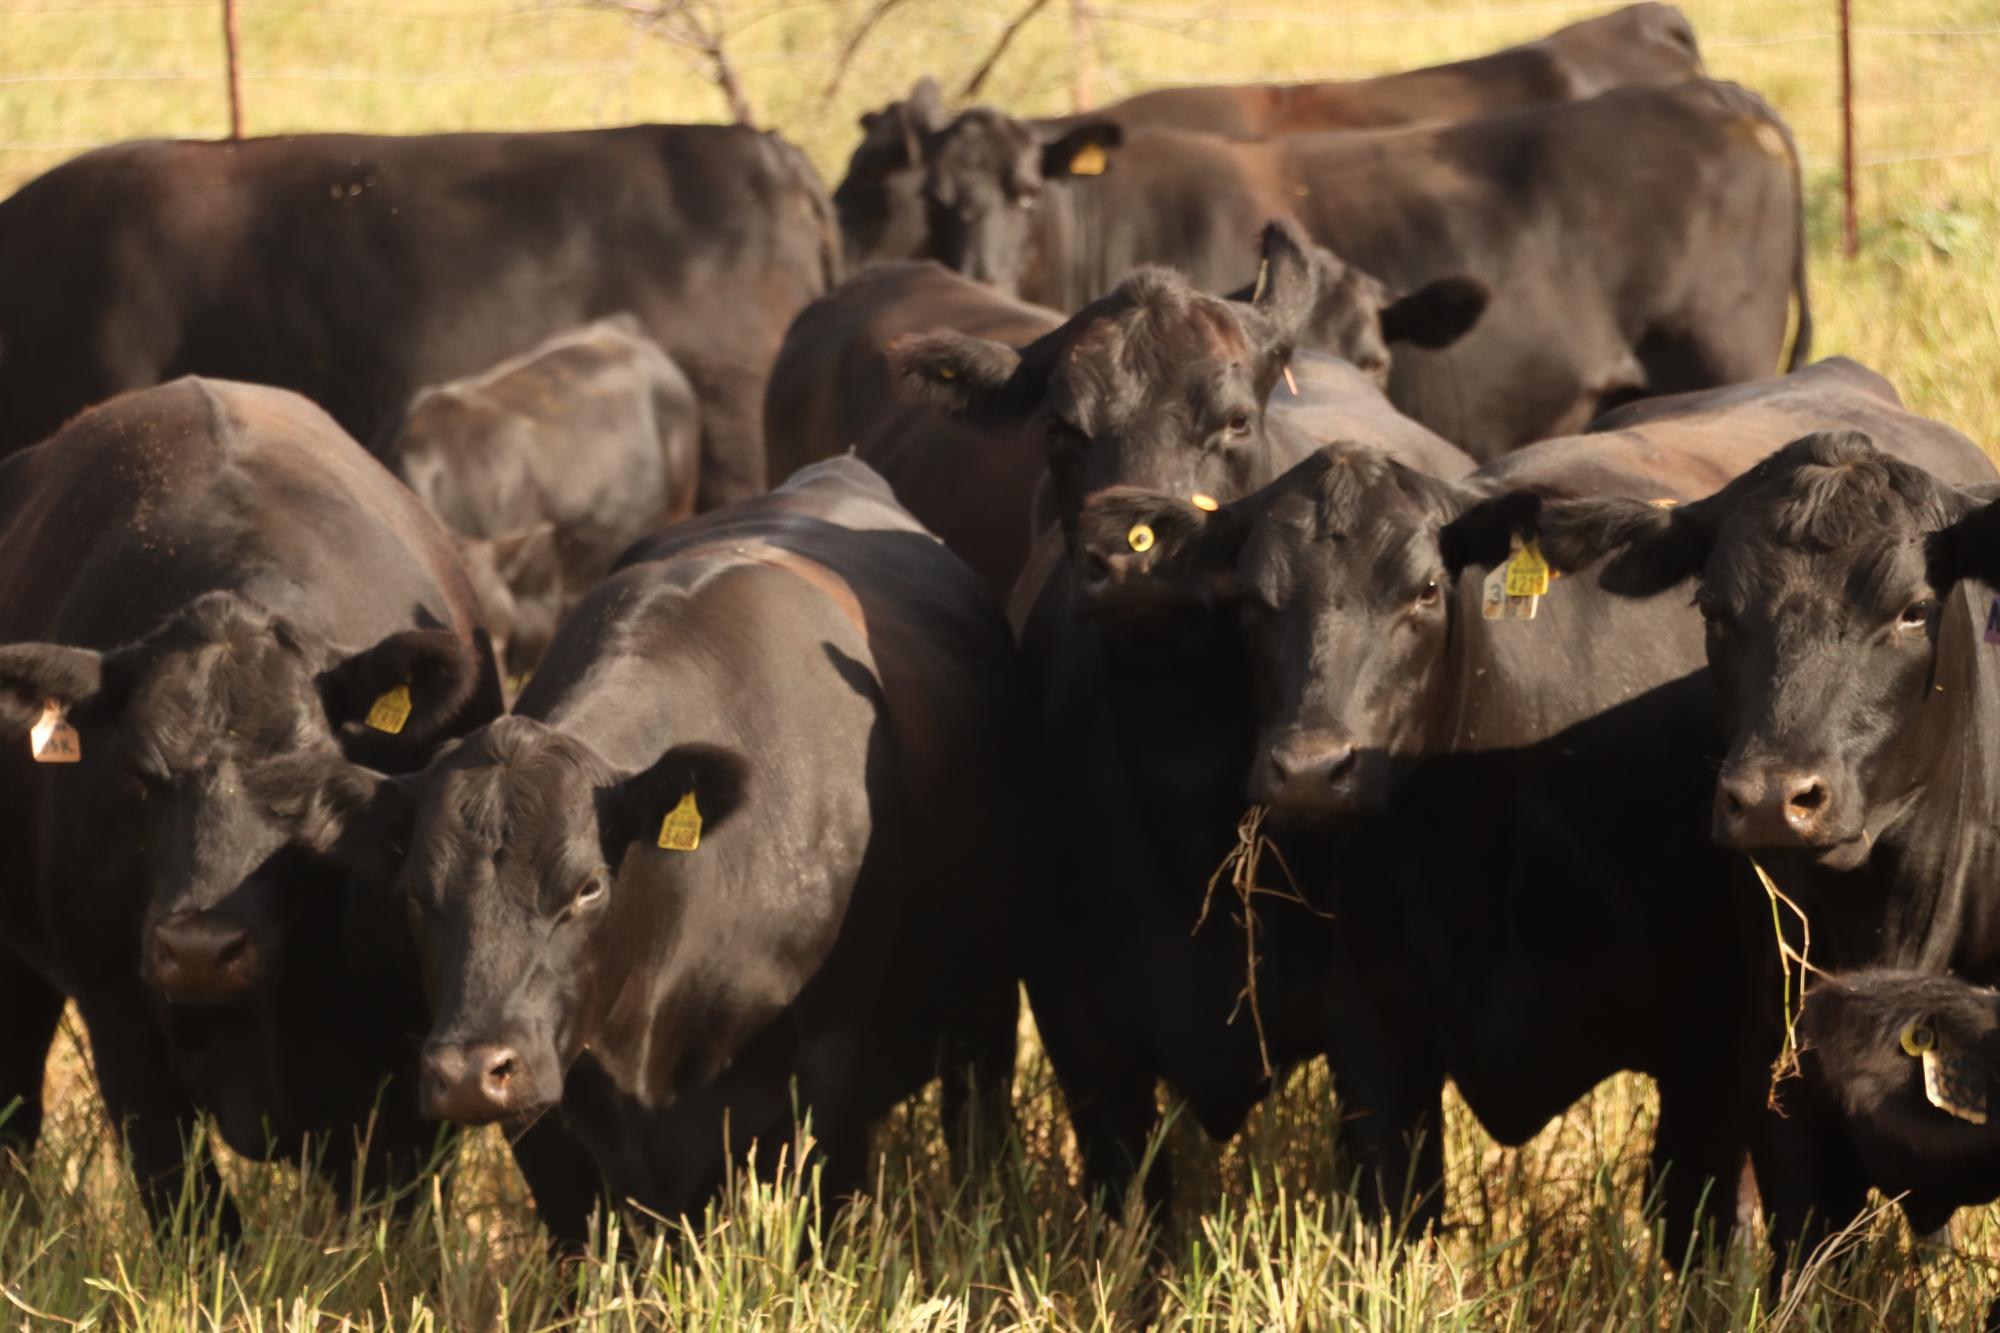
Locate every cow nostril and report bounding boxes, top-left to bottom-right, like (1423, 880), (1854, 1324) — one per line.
(1324, 747), (1358, 782)
(1721, 789), (1746, 818)
(1788, 781), (1828, 816)
(1082, 550), (1111, 584)
(483, 1050), (518, 1093)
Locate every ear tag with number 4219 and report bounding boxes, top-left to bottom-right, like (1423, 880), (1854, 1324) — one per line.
(1482, 534), (1544, 621)
(29, 698), (80, 763)
(658, 790), (702, 852)
(366, 684), (413, 735)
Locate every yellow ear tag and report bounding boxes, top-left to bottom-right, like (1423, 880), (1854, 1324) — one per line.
(936, 366), (955, 380)
(365, 684), (413, 735)
(29, 698), (80, 764)
(1190, 493), (1219, 512)
(1127, 523), (1155, 553)
(1504, 538), (1552, 598)
(1068, 142), (1108, 176)
(657, 790), (702, 852)
(1483, 533), (1541, 621)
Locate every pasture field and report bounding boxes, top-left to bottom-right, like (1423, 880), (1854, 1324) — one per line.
(2, 0), (1998, 1327)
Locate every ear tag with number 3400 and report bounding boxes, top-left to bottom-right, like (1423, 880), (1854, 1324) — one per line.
(29, 699), (80, 764)
(658, 790), (702, 852)
(366, 684), (413, 735)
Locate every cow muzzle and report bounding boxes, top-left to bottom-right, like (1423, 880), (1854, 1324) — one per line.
(1713, 763), (1864, 863)
(146, 911), (260, 1004)
(1252, 728), (1367, 819)
(420, 1041), (548, 1124)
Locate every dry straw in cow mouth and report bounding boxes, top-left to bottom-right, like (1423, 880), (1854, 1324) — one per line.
(1195, 805), (1329, 1081)
(1754, 857), (1825, 1109)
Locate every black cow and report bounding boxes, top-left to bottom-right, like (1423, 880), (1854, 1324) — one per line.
(382, 315), (701, 681)
(874, 230), (1475, 1221)
(834, 3), (1703, 268)
(0, 125), (837, 509)
(342, 458), (1029, 1223)
(914, 79), (1808, 459)
(764, 223), (1482, 597)
(1516, 421), (2000, 1249)
(1799, 971), (2000, 1218)
(0, 378), (593, 1238)
(1045, 361), (1969, 1253)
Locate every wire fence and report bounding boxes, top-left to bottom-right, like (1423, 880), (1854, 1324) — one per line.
(2, 0), (1995, 245)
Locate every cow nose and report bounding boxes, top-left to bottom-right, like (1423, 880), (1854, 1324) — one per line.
(1258, 730), (1359, 810)
(148, 913), (258, 1004)
(421, 1042), (525, 1124)
(1714, 767), (1833, 847)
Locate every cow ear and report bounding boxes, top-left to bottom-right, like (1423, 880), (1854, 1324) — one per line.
(1378, 275), (1489, 350)
(906, 75), (948, 134)
(886, 331), (1025, 423)
(599, 743), (752, 860)
(1929, 486), (2000, 590)
(247, 751), (422, 873)
(1240, 222), (1320, 358)
(1040, 121), (1122, 180)
(1072, 488), (1250, 615)
(317, 629), (493, 768)
(1437, 489), (1547, 579)
(0, 644), (107, 733)
(1513, 493), (1715, 597)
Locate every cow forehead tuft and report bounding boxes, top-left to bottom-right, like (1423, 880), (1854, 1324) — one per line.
(1731, 446), (1958, 552)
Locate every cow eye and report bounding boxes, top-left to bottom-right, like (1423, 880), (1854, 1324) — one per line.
(563, 875), (608, 919)
(1694, 589), (1728, 627)
(1226, 413), (1252, 436)
(1897, 599), (1934, 630)
(1415, 580), (1442, 610)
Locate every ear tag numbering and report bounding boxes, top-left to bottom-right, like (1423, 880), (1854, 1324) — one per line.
(1902, 1019), (1988, 1123)
(366, 683), (414, 735)
(1504, 537), (1552, 598)
(1068, 142), (1108, 176)
(1127, 523), (1156, 553)
(658, 789), (703, 852)
(29, 698), (81, 764)
(1481, 534), (1541, 621)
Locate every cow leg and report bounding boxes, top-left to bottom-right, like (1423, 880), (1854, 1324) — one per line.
(509, 1112), (604, 1253)
(1326, 1047), (1446, 1238)
(1034, 1009), (1169, 1218)
(1649, 1071), (1749, 1267)
(938, 983), (1018, 1178)
(75, 993), (239, 1238)
(0, 955), (65, 1166)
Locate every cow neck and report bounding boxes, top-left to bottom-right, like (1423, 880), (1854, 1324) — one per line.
(1027, 177), (1097, 314)
(1847, 581), (2000, 977)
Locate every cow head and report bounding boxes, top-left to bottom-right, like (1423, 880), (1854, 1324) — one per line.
(387, 718), (749, 1124)
(0, 591), (489, 1004)
(888, 230), (1319, 543)
(1070, 446), (1519, 820)
(833, 76), (951, 270)
(1800, 970), (2000, 1149)
(917, 107), (1122, 296)
(1516, 430), (2000, 870)
(1226, 221), (1489, 387)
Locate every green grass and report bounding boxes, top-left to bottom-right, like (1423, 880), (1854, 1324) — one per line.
(3, 1), (2000, 1327)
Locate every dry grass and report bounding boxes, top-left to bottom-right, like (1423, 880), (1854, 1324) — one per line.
(2, 0), (1998, 1327)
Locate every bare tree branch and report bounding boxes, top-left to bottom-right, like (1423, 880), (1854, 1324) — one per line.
(572, 0), (757, 125)
(817, 0), (914, 110)
(960, 0), (1056, 101)
(1070, 0), (1096, 111)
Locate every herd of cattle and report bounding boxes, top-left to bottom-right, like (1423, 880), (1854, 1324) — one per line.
(2, 0), (1999, 1278)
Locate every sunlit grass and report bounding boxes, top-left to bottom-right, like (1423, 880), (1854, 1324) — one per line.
(2, 1), (1998, 1326)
